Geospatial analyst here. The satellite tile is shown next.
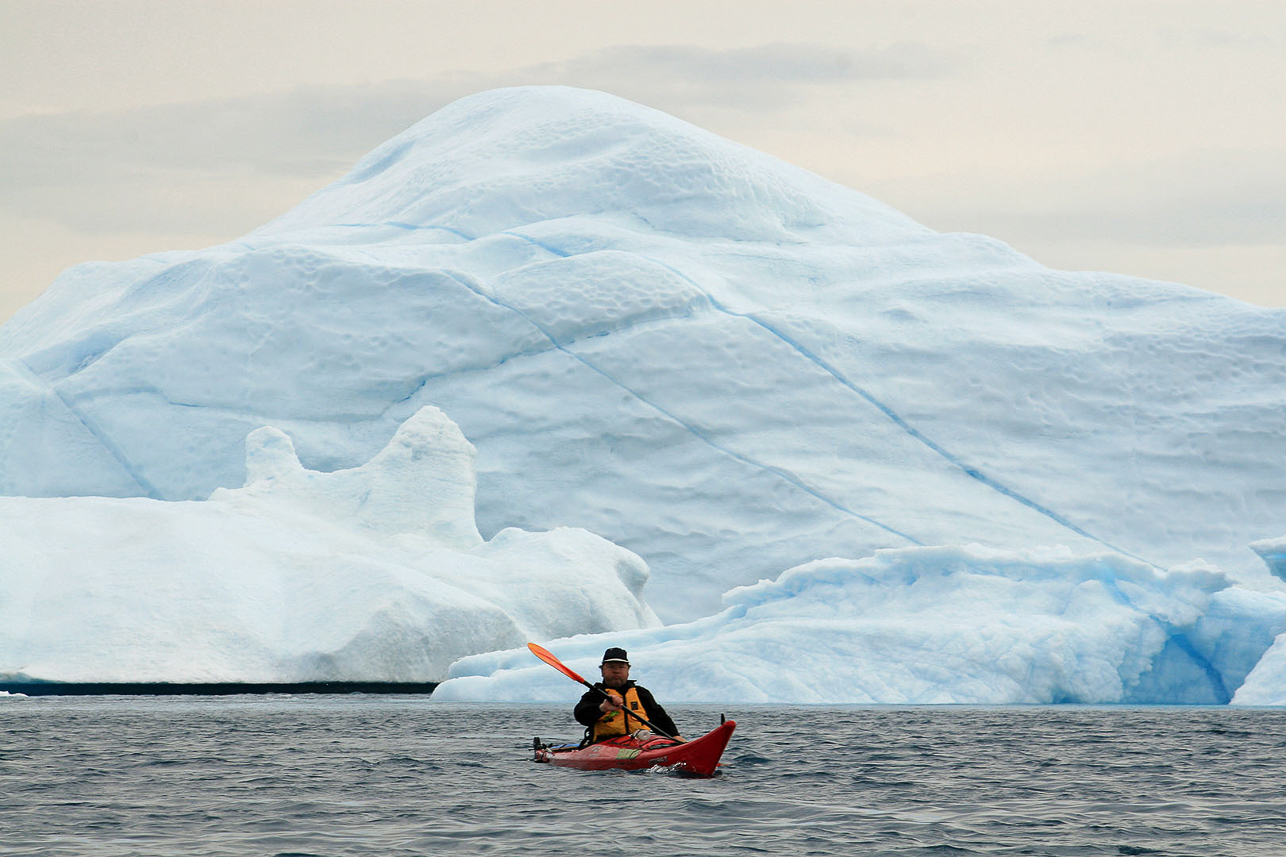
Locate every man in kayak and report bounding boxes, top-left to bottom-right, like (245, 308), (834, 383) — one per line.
(574, 647), (682, 745)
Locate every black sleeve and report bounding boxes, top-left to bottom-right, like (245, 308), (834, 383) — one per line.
(574, 685), (606, 728)
(633, 685), (680, 738)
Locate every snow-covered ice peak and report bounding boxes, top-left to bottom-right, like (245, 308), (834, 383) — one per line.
(1, 86), (1285, 702)
(230, 405), (482, 548)
(253, 85), (927, 246)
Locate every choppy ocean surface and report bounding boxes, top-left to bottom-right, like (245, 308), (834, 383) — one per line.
(2, 696), (1284, 856)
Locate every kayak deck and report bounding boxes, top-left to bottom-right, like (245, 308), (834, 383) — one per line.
(533, 719), (735, 777)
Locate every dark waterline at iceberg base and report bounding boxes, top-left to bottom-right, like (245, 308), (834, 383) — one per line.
(3, 698), (1285, 856)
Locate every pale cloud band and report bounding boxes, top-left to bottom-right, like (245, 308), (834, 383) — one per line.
(5, 38), (1279, 245)
(1, 25), (1282, 317)
(0, 41), (957, 234)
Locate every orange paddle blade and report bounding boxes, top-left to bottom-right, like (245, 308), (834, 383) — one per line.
(527, 642), (589, 686)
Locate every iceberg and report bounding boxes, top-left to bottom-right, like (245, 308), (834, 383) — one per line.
(434, 545), (1286, 705)
(2, 86), (1284, 701)
(1250, 536), (1286, 583)
(1233, 635), (1286, 706)
(1228, 536), (1286, 706)
(0, 406), (657, 683)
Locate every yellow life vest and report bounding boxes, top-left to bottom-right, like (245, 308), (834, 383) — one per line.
(591, 686), (646, 742)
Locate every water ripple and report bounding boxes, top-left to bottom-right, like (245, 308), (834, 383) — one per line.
(3, 700), (1285, 855)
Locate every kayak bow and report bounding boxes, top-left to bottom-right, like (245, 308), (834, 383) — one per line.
(533, 719), (735, 777)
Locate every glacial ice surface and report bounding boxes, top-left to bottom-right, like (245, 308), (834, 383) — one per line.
(0, 407), (657, 683)
(2, 86), (1284, 700)
(435, 545), (1286, 705)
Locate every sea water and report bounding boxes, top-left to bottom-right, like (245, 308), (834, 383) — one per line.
(2, 697), (1283, 856)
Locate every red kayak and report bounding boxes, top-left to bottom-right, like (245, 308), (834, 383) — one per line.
(533, 719), (735, 777)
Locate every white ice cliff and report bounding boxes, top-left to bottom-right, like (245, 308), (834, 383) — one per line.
(0, 406), (657, 683)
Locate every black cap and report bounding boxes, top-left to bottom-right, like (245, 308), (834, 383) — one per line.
(601, 647), (629, 665)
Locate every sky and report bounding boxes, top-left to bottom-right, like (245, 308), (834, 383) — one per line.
(1, 0), (1283, 322)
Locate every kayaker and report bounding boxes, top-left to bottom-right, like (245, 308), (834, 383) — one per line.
(574, 647), (682, 745)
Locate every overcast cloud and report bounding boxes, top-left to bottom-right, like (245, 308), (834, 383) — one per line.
(0, 41), (953, 186)
(2, 2), (1282, 319)
(882, 146), (1286, 249)
(0, 41), (960, 236)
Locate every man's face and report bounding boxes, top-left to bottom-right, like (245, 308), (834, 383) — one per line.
(600, 661), (630, 689)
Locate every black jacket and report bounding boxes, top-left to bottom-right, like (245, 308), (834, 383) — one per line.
(574, 680), (679, 742)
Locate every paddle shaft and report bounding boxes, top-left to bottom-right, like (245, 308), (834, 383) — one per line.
(587, 679), (672, 738)
(527, 643), (677, 740)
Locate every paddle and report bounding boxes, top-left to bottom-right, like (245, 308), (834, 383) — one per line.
(527, 642), (678, 740)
